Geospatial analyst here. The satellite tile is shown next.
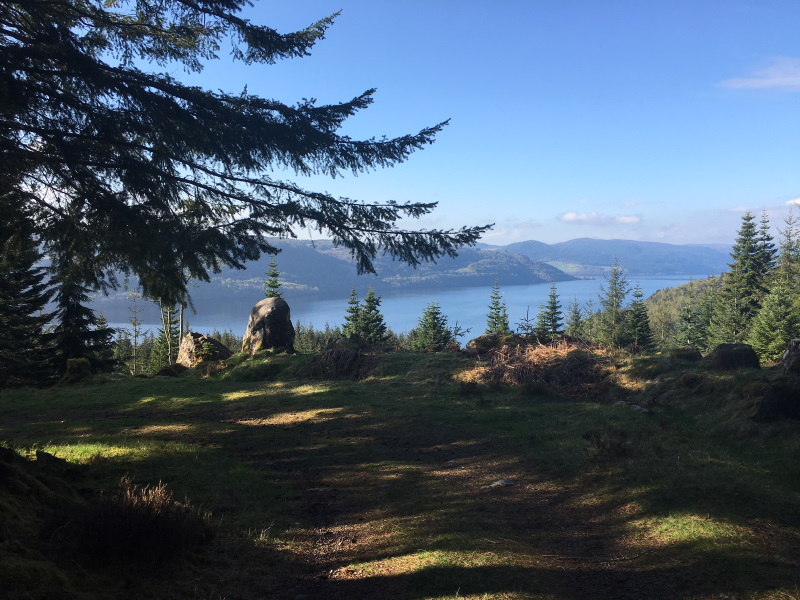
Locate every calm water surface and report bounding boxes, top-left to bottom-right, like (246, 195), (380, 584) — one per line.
(142, 275), (692, 340)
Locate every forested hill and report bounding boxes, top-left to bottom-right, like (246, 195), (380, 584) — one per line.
(501, 238), (730, 276)
(89, 237), (731, 324)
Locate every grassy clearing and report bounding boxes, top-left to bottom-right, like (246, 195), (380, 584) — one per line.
(1, 348), (799, 599)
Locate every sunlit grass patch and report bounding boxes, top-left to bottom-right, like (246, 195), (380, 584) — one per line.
(638, 513), (750, 548)
(349, 549), (513, 577)
(236, 407), (343, 426)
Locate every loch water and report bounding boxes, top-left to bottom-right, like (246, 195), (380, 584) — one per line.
(126, 275), (695, 339)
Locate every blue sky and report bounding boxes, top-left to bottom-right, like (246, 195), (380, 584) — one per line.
(181, 1), (800, 246)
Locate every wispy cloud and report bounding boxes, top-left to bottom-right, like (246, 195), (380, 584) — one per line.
(483, 219), (542, 242)
(787, 198), (800, 206)
(558, 211), (641, 225)
(720, 57), (800, 91)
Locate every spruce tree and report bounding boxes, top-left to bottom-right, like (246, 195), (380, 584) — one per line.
(485, 281), (512, 335)
(516, 307), (536, 338)
(535, 282), (563, 343)
(776, 209), (800, 296)
(0, 199), (54, 387)
(342, 289), (361, 339)
(755, 209), (778, 289)
(264, 258), (283, 299)
(708, 212), (765, 345)
(598, 259), (630, 348)
(626, 284), (654, 351)
(564, 298), (584, 338)
(412, 303), (454, 351)
(51, 274), (116, 375)
(358, 287), (389, 344)
(746, 278), (800, 362)
(3, 1), (489, 303)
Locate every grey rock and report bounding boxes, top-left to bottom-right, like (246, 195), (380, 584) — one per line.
(241, 297), (295, 354)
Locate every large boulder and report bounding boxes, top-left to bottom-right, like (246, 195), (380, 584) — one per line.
(176, 332), (233, 368)
(780, 339), (800, 373)
(241, 297), (295, 354)
(752, 377), (800, 421)
(703, 343), (760, 371)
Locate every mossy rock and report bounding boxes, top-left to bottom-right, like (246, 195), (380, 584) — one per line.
(703, 344), (760, 370)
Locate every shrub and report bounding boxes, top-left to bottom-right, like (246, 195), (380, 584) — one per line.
(61, 357), (91, 383)
(298, 346), (375, 379)
(53, 477), (212, 563)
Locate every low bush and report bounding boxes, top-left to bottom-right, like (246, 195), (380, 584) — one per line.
(298, 346), (375, 380)
(51, 477), (212, 563)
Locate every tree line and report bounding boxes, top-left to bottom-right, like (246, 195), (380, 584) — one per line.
(646, 210), (800, 361)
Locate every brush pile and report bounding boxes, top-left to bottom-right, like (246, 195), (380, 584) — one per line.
(467, 341), (616, 400)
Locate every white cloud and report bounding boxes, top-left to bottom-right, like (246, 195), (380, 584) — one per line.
(558, 211), (641, 225)
(720, 57), (800, 91)
(483, 219), (542, 243)
(787, 198), (800, 206)
(560, 211), (598, 223)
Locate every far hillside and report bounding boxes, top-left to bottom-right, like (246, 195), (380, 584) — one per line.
(504, 238), (730, 276)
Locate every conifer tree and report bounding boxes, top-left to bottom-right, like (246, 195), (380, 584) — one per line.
(50, 271), (116, 374)
(598, 259), (630, 347)
(114, 329), (134, 372)
(3, 1), (489, 303)
(755, 209), (778, 288)
(264, 258), (283, 298)
(358, 287), (389, 344)
(708, 212), (766, 344)
(0, 199), (54, 387)
(149, 304), (180, 372)
(776, 209), (800, 295)
(564, 298), (584, 338)
(412, 303), (454, 351)
(516, 307), (536, 337)
(535, 282), (563, 343)
(626, 284), (654, 351)
(746, 278), (800, 362)
(485, 281), (512, 335)
(342, 288), (361, 339)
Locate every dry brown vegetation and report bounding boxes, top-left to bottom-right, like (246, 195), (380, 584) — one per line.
(460, 340), (618, 400)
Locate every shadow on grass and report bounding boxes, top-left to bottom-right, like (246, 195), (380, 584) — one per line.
(1, 352), (799, 599)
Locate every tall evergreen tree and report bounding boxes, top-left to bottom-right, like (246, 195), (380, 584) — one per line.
(626, 284), (654, 351)
(755, 209), (778, 288)
(342, 288), (361, 339)
(3, 1), (489, 303)
(535, 282), (563, 343)
(598, 259), (630, 348)
(264, 258), (283, 298)
(776, 209), (800, 296)
(358, 287), (389, 344)
(50, 274), (116, 374)
(708, 212), (766, 345)
(485, 281), (512, 335)
(0, 199), (54, 387)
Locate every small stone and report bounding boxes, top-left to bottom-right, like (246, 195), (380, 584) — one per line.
(481, 478), (516, 491)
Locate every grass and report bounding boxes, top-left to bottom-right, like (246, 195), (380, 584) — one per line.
(0, 348), (799, 599)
